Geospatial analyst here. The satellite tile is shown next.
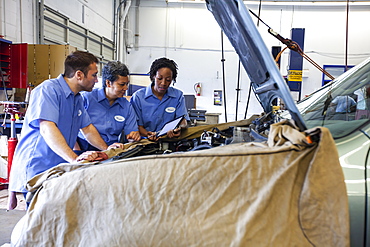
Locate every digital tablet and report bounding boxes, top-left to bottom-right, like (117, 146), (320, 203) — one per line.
(156, 116), (185, 137)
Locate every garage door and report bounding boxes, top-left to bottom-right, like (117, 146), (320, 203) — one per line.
(40, 4), (114, 65)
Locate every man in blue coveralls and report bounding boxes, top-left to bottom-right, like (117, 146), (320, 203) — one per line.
(8, 51), (123, 209)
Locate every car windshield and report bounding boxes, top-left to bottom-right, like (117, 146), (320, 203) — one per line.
(294, 57), (370, 139)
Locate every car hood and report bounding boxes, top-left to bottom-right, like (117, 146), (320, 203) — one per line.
(206, 0), (307, 131)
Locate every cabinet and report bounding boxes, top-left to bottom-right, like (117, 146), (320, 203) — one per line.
(0, 38), (28, 89)
(27, 44), (77, 88)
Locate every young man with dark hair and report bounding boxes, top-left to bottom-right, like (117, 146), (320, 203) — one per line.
(8, 51), (123, 209)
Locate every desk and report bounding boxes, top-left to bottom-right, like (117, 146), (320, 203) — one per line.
(205, 113), (221, 124)
(196, 113), (221, 126)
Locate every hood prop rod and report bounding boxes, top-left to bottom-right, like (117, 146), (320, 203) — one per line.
(221, 30), (228, 122)
(249, 9), (335, 81)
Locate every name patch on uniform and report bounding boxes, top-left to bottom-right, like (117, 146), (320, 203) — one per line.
(165, 107), (176, 113)
(114, 115), (125, 122)
(78, 110), (82, 116)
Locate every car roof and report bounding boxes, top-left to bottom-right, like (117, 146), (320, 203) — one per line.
(206, 0), (307, 131)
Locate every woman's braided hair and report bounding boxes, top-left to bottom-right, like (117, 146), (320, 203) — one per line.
(149, 57), (178, 85)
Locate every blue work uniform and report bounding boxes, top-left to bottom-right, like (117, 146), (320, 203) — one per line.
(78, 87), (138, 147)
(130, 85), (190, 133)
(9, 75), (91, 193)
(332, 95), (356, 113)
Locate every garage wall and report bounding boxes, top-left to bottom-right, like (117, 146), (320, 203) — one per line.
(0, 0), (35, 43)
(125, 1), (370, 121)
(43, 0), (114, 41)
(0, 0), (114, 44)
(0, 0), (116, 80)
(126, 1), (264, 121)
(0, 0), (115, 61)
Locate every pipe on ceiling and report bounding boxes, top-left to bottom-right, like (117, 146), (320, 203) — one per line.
(114, 0), (132, 61)
(134, 0), (140, 51)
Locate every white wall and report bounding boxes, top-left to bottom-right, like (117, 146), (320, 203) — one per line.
(126, 1), (264, 122)
(0, 0), (35, 43)
(125, 1), (370, 122)
(44, 0), (115, 40)
(0, 0), (115, 43)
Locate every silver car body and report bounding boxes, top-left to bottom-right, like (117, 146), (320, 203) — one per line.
(297, 57), (370, 247)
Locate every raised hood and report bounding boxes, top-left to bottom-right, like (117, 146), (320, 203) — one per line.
(206, 0), (307, 131)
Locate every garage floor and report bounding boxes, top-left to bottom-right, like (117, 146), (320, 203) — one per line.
(0, 188), (26, 246)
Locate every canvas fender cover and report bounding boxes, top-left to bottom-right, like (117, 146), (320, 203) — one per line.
(12, 122), (349, 246)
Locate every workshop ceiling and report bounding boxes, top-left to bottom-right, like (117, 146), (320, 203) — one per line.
(165, 0), (368, 6)
(166, 0), (366, 2)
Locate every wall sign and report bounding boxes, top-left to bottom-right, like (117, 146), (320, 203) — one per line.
(214, 90), (222, 106)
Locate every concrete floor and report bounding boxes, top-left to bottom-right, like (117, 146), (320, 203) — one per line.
(0, 188), (26, 246)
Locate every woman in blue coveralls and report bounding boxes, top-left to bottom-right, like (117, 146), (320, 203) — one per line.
(130, 57), (189, 141)
(76, 61), (141, 151)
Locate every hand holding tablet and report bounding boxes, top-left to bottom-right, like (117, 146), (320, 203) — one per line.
(156, 116), (185, 137)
